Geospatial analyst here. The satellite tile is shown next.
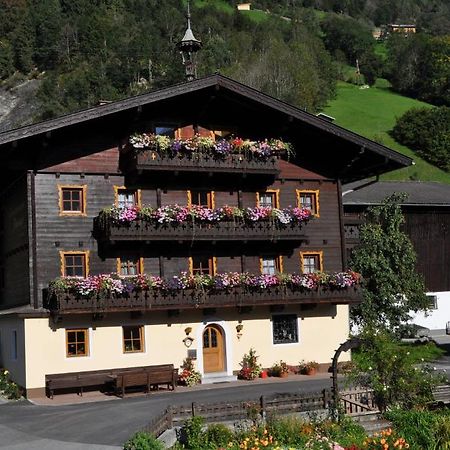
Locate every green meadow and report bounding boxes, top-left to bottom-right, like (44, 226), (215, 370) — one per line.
(323, 79), (450, 183)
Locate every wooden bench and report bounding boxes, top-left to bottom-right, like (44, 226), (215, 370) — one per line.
(432, 385), (450, 406)
(46, 364), (178, 398)
(114, 364), (177, 397)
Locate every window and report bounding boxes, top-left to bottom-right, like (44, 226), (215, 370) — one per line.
(297, 190), (319, 216)
(117, 256), (143, 276)
(188, 190), (215, 208)
(10, 330), (17, 360)
(123, 326), (144, 353)
(300, 252), (323, 274)
(61, 252), (89, 277)
(155, 125), (176, 138)
(115, 187), (140, 209)
(257, 190), (279, 208)
(427, 295), (438, 310)
(190, 256), (216, 275)
(59, 185), (86, 215)
(260, 256), (283, 275)
(66, 329), (88, 357)
(272, 315), (298, 344)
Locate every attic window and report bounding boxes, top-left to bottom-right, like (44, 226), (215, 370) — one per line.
(155, 125), (176, 138)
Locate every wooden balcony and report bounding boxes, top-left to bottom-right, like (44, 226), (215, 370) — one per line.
(120, 150), (280, 177)
(93, 217), (307, 243)
(45, 285), (361, 316)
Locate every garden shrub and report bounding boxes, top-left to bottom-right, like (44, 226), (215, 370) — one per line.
(0, 369), (21, 400)
(204, 423), (233, 448)
(183, 415), (205, 450)
(123, 431), (164, 450)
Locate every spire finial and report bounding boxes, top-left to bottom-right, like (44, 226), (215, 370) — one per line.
(177, 1), (202, 81)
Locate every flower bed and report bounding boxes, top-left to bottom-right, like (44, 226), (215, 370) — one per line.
(48, 271), (361, 299)
(98, 204), (312, 226)
(128, 134), (294, 161)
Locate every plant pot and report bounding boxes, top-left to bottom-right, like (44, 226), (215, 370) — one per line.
(260, 370), (268, 379)
(279, 372), (289, 378)
(305, 368), (317, 376)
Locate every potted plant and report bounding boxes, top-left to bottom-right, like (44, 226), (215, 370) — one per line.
(238, 348), (262, 380)
(270, 360), (289, 378)
(299, 360), (320, 376)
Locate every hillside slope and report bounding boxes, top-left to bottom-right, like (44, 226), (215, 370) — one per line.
(323, 80), (450, 184)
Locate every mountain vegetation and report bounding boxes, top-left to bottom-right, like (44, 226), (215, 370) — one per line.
(0, 0), (448, 123)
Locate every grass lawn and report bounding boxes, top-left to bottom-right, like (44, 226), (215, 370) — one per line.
(322, 79), (450, 184)
(240, 9), (270, 23)
(352, 341), (446, 367)
(192, 0), (234, 14)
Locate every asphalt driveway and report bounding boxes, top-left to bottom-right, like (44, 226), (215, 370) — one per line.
(0, 377), (332, 450)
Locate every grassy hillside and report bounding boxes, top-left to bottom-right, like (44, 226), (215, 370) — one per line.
(323, 79), (450, 184)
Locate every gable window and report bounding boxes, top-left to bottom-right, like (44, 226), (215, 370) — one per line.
(260, 256), (283, 275)
(272, 315), (298, 344)
(190, 256), (216, 276)
(61, 252), (89, 277)
(257, 190), (279, 208)
(300, 252), (323, 274)
(59, 185), (86, 215)
(115, 187), (139, 209)
(297, 190), (319, 216)
(66, 329), (89, 357)
(155, 125), (176, 138)
(117, 256), (143, 276)
(123, 326), (144, 353)
(188, 190), (215, 208)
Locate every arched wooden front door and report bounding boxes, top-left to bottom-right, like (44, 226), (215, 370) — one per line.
(202, 325), (225, 373)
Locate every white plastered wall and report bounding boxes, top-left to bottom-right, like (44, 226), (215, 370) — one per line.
(409, 291), (450, 331)
(23, 304), (350, 390)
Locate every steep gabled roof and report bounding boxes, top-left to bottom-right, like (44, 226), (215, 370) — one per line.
(0, 74), (412, 182)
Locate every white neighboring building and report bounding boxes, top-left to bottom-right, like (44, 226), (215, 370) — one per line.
(343, 181), (450, 332)
(409, 292), (450, 332)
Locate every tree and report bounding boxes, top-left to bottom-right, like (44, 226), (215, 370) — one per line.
(392, 107), (450, 172)
(349, 193), (429, 330)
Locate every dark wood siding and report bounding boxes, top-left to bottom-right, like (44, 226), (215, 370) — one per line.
(0, 175), (30, 308)
(404, 208), (450, 292)
(26, 146), (345, 307)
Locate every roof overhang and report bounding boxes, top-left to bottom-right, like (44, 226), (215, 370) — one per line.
(0, 74), (412, 183)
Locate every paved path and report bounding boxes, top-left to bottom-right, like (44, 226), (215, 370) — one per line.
(0, 376), (332, 449)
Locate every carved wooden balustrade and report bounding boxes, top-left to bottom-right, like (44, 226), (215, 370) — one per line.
(46, 285), (361, 315)
(93, 217), (307, 243)
(120, 150), (280, 176)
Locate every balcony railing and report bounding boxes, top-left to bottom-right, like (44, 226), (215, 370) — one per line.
(120, 151), (280, 176)
(93, 217), (307, 243)
(46, 285), (362, 315)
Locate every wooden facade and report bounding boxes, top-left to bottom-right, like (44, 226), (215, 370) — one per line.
(0, 75), (413, 395)
(343, 182), (450, 293)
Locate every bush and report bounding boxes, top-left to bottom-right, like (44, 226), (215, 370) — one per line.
(0, 369), (21, 400)
(392, 107), (450, 172)
(204, 423), (233, 448)
(183, 416), (205, 450)
(123, 431), (164, 450)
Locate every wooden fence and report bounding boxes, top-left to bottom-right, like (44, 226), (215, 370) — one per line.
(144, 389), (332, 437)
(340, 387), (378, 415)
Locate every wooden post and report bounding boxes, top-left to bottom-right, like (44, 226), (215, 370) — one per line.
(167, 406), (173, 429)
(260, 395), (266, 421)
(191, 402), (196, 417)
(322, 388), (329, 409)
